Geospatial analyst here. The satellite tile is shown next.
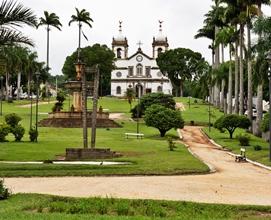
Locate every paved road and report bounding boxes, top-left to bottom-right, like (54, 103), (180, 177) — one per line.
(5, 126), (271, 205)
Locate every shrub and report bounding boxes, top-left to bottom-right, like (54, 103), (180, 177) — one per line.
(5, 113), (22, 127)
(144, 104), (184, 137)
(116, 203), (130, 216)
(131, 93), (176, 118)
(237, 134), (250, 146)
(167, 137), (177, 151)
(214, 114), (251, 139)
(0, 124), (10, 142)
(52, 90), (66, 112)
(254, 145), (262, 151)
(261, 113), (269, 132)
(0, 179), (10, 200)
(29, 127), (38, 142)
(12, 125), (25, 141)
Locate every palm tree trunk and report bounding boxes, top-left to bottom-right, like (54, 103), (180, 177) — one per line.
(255, 83), (263, 136)
(220, 44), (225, 111)
(5, 72), (9, 101)
(239, 24), (244, 115)
(47, 25), (50, 69)
(234, 27), (239, 114)
(214, 26), (220, 107)
(221, 79), (225, 112)
(78, 22), (82, 59)
(27, 72), (31, 99)
(247, 21), (253, 125)
(17, 72), (21, 100)
(228, 47), (233, 114)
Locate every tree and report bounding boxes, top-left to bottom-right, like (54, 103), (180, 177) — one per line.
(214, 114), (251, 139)
(260, 112), (269, 132)
(62, 44), (115, 94)
(144, 104), (184, 137)
(125, 88), (135, 110)
(68, 8), (93, 57)
(0, 0), (37, 46)
(38, 11), (62, 71)
(156, 48), (208, 97)
(130, 92), (176, 118)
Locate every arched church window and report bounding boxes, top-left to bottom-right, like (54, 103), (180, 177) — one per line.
(157, 86), (162, 92)
(136, 64), (143, 76)
(157, 48), (163, 55)
(116, 86), (121, 94)
(117, 48), (122, 58)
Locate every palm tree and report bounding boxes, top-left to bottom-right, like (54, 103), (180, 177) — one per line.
(215, 26), (236, 114)
(69, 8), (93, 59)
(13, 46), (28, 100)
(0, 0), (37, 46)
(25, 51), (39, 99)
(195, 24), (215, 103)
(253, 15), (271, 135)
(38, 11), (62, 71)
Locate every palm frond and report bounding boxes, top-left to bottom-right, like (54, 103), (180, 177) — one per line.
(0, 0), (37, 28)
(0, 28), (34, 46)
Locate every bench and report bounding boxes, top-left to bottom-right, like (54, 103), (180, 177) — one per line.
(235, 148), (246, 162)
(125, 133), (144, 139)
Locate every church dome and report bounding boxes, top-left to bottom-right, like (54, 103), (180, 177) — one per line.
(114, 33), (125, 42)
(155, 31), (166, 42)
(113, 21), (126, 42)
(154, 20), (167, 42)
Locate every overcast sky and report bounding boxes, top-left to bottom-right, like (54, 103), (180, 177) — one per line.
(19, 0), (271, 76)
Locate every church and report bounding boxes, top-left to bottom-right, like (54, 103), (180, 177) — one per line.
(110, 21), (173, 97)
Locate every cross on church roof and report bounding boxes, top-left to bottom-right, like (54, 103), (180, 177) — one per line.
(159, 20), (163, 32)
(137, 41), (143, 49)
(119, 20), (122, 32)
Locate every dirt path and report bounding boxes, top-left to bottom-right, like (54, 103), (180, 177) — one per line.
(176, 102), (186, 111)
(5, 126), (271, 205)
(19, 101), (56, 108)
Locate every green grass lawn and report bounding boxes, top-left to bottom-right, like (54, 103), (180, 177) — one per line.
(174, 97), (224, 125)
(0, 98), (208, 177)
(1, 194), (271, 220)
(203, 127), (271, 167)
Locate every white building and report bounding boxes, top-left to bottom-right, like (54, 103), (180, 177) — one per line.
(110, 21), (172, 97)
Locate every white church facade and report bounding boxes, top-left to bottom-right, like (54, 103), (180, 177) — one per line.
(110, 22), (172, 97)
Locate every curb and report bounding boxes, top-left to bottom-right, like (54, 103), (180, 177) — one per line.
(200, 129), (271, 172)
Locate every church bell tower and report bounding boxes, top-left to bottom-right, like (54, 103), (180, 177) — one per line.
(112, 21), (128, 59)
(152, 20), (169, 58)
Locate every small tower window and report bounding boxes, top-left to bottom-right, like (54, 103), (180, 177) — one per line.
(157, 48), (163, 55)
(117, 48), (122, 58)
(136, 64), (143, 76)
(116, 86), (121, 94)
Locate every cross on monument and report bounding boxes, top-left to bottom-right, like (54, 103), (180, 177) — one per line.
(137, 41), (143, 49)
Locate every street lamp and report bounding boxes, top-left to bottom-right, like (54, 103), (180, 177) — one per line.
(265, 50), (271, 161)
(29, 80), (34, 129)
(0, 76), (3, 116)
(35, 72), (40, 142)
(136, 82), (141, 136)
(75, 60), (87, 148)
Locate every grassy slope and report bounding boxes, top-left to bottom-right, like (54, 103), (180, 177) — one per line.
(1, 194), (271, 220)
(175, 97), (271, 167)
(174, 97), (223, 125)
(0, 98), (208, 177)
(203, 127), (271, 166)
